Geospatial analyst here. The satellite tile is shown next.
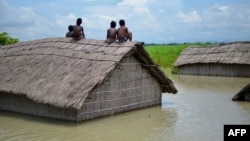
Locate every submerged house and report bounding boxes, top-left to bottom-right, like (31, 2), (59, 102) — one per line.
(174, 42), (250, 77)
(0, 37), (177, 122)
(232, 83), (250, 101)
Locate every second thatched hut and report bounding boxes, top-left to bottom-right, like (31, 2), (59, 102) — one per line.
(174, 42), (250, 77)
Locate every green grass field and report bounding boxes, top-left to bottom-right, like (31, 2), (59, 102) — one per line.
(145, 44), (188, 68)
(145, 43), (215, 72)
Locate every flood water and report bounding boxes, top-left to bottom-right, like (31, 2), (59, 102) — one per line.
(0, 74), (250, 141)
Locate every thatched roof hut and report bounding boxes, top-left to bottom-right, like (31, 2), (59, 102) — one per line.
(0, 37), (177, 121)
(232, 83), (250, 101)
(173, 42), (250, 77)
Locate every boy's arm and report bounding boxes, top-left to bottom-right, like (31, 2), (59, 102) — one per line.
(81, 27), (85, 38)
(106, 29), (109, 39)
(125, 27), (129, 37)
(115, 29), (118, 39)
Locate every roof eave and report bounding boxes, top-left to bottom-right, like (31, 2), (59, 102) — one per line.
(132, 43), (178, 94)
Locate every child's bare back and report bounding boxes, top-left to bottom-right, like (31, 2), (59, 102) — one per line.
(73, 18), (85, 40)
(117, 26), (128, 42)
(117, 19), (132, 42)
(106, 21), (117, 43)
(73, 25), (83, 39)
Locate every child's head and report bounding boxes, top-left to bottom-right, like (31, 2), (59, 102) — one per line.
(119, 19), (125, 26)
(76, 18), (82, 25)
(110, 21), (116, 28)
(68, 25), (73, 32)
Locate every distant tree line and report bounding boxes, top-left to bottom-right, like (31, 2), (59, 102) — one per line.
(0, 32), (19, 45)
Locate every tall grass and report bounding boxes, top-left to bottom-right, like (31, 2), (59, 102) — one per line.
(145, 44), (188, 68)
(145, 43), (215, 71)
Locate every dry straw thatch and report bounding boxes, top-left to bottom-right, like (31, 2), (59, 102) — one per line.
(232, 83), (250, 101)
(173, 42), (250, 77)
(0, 37), (177, 111)
(174, 42), (250, 67)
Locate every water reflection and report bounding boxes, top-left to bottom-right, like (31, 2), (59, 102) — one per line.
(0, 105), (177, 141)
(0, 74), (250, 141)
(163, 74), (250, 141)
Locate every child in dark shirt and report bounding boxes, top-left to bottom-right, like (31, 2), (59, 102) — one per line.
(66, 25), (73, 37)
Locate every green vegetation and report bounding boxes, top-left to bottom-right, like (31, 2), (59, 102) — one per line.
(0, 32), (19, 45)
(145, 42), (216, 73)
(145, 44), (187, 68)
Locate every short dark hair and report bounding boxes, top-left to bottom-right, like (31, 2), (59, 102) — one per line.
(119, 19), (125, 26)
(68, 25), (73, 31)
(110, 21), (116, 28)
(76, 18), (82, 25)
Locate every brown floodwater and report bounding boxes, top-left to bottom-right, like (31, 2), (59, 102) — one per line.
(0, 74), (250, 141)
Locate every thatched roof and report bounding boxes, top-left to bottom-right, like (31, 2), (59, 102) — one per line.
(174, 42), (250, 67)
(0, 37), (177, 110)
(232, 83), (250, 101)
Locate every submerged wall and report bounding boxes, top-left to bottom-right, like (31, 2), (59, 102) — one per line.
(0, 92), (77, 121)
(78, 56), (162, 121)
(177, 63), (250, 77)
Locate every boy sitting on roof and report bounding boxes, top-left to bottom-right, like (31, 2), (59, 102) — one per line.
(106, 21), (117, 43)
(117, 19), (132, 42)
(66, 25), (73, 37)
(73, 18), (86, 40)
